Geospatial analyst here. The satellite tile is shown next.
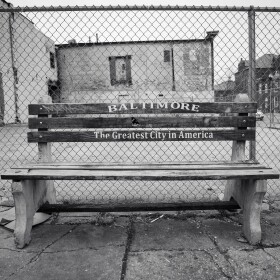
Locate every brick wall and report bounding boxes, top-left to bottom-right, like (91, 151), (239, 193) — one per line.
(57, 40), (214, 103)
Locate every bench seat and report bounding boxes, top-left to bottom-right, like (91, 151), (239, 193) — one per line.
(2, 161), (279, 181)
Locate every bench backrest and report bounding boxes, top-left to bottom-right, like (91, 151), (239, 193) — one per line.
(28, 100), (257, 144)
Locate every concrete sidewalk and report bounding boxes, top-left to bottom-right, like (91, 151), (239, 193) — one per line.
(0, 209), (280, 280)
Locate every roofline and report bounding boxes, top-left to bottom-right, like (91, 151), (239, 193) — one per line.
(56, 36), (217, 49)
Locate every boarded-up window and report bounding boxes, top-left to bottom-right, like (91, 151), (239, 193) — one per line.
(183, 45), (210, 76)
(164, 50), (170, 62)
(109, 55), (132, 86)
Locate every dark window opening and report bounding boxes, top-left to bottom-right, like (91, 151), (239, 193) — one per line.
(164, 50), (171, 62)
(50, 52), (55, 69)
(109, 55), (132, 86)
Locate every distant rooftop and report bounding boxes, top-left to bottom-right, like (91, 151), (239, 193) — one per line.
(240, 54), (279, 69)
(56, 31), (219, 48)
(214, 80), (235, 91)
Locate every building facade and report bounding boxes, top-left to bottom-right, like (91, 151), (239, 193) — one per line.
(214, 78), (235, 102)
(0, 0), (57, 124)
(235, 54), (280, 113)
(56, 31), (218, 104)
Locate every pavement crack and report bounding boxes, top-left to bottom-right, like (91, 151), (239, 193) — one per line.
(203, 249), (234, 279)
(28, 224), (80, 264)
(6, 224), (79, 279)
(42, 247), (99, 253)
(262, 248), (279, 261)
(41, 243), (124, 254)
(0, 247), (32, 253)
(239, 243), (280, 252)
(130, 248), (215, 253)
(205, 232), (237, 279)
(120, 216), (134, 280)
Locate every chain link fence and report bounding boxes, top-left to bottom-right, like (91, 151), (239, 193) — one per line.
(0, 5), (279, 205)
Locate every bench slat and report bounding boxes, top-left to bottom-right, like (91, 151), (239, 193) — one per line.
(14, 160), (259, 167)
(13, 163), (268, 171)
(29, 102), (257, 115)
(29, 116), (256, 129)
(2, 168), (278, 180)
(28, 129), (255, 143)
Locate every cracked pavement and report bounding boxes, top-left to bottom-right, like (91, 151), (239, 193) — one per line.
(0, 210), (280, 279)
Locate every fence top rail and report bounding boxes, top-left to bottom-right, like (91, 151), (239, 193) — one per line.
(0, 5), (280, 13)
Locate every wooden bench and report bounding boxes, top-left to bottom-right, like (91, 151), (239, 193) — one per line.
(1, 93), (279, 248)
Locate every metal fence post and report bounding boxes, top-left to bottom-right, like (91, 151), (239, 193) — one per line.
(248, 6), (256, 161)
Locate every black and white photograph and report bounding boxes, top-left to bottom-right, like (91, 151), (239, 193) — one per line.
(0, 0), (280, 279)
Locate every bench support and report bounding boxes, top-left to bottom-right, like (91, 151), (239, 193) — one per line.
(224, 179), (266, 244)
(12, 180), (48, 248)
(223, 93), (265, 244)
(38, 96), (56, 204)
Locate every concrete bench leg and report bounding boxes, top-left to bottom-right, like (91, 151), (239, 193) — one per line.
(12, 180), (49, 248)
(224, 179), (267, 244)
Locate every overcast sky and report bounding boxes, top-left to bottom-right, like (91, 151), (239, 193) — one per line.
(5, 0), (280, 83)
(8, 0), (280, 8)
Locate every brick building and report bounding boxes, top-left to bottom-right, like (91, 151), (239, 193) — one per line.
(0, 0), (57, 124)
(214, 78), (235, 102)
(56, 31), (218, 104)
(235, 54), (280, 113)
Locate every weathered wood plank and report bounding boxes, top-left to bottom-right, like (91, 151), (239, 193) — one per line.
(28, 129), (255, 143)
(28, 102), (257, 115)
(11, 163), (268, 171)
(2, 168), (279, 180)
(28, 116), (256, 129)
(12, 160), (260, 167)
(39, 201), (241, 213)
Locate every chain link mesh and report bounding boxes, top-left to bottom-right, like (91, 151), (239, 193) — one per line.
(0, 5), (279, 205)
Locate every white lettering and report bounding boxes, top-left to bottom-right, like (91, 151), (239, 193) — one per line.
(171, 102), (180, 109)
(191, 104), (200, 112)
(108, 105), (117, 113)
(150, 131), (156, 139)
(157, 102), (168, 109)
(119, 104), (128, 111)
(130, 103), (138, 110)
(181, 103), (190, 110)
